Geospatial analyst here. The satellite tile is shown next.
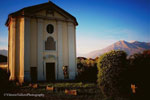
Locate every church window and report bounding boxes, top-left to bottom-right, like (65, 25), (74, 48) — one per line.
(45, 36), (56, 50)
(47, 24), (54, 34)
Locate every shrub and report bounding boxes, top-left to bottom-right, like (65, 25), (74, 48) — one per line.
(128, 50), (150, 99)
(76, 58), (98, 83)
(0, 55), (7, 62)
(0, 68), (10, 95)
(97, 50), (130, 98)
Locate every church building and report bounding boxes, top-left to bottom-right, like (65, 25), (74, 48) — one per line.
(5, 1), (78, 83)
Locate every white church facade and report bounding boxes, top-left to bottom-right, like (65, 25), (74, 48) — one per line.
(6, 1), (78, 83)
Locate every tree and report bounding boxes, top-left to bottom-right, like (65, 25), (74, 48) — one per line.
(0, 55), (7, 62)
(76, 57), (98, 82)
(129, 50), (150, 99)
(97, 50), (130, 98)
(0, 68), (10, 96)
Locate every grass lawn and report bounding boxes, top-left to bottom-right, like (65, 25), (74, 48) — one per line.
(2, 82), (105, 100)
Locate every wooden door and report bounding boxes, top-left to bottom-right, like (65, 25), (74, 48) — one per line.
(46, 63), (55, 82)
(30, 67), (37, 82)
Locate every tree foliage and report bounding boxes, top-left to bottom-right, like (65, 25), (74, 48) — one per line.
(97, 50), (130, 98)
(128, 50), (150, 99)
(76, 57), (98, 82)
(0, 55), (7, 62)
(0, 68), (10, 95)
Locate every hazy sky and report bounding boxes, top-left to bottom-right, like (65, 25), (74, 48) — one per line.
(0, 0), (149, 55)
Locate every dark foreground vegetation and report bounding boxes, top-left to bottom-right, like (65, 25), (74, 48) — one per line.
(76, 50), (150, 100)
(1, 82), (104, 100)
(0, 55), (7, 62)
(0, 50), (149, 100)
(97, 50), (150, 100)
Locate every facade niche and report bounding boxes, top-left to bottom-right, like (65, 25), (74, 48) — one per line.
(63, 66), (69, 79)
(45, 36), (56, 50)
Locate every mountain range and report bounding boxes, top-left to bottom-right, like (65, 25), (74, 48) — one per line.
(83, 40), (150, 58)
(0, 49), (8, 56)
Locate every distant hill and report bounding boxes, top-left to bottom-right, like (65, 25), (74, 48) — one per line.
(85, 40), (150, 58)
(0, 49), (8, 56)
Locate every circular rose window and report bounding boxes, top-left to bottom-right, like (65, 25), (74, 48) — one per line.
(47, 24), (54, 34)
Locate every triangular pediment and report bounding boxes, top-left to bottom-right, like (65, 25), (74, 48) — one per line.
(6, 1), (78, 26)
(31, 8), (69, 20)
(23, 3), (71, 19)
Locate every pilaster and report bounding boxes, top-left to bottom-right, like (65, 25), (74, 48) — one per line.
(24, 17), (31, 81)
(57, 21), (64, 79)
(37, 19), (44, 81)
(9, 18), (16, 80)
(19, 17), (25, 83)
(68, 22), (76, 80)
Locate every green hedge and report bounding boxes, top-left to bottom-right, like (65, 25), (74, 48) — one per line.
(97, 50), (130, 98)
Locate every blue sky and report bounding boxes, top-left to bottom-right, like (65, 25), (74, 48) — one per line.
(0, 0), (149, 55)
